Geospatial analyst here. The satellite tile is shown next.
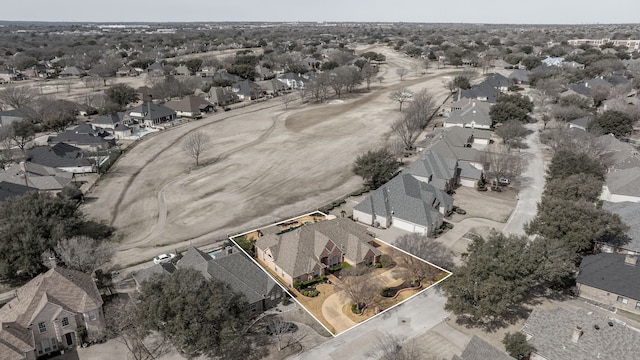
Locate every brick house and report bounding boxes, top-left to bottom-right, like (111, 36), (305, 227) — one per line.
(255, 218), (382, 287)
(0, 265), (105, 359)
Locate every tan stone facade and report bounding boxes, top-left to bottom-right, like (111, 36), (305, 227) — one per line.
(577, 283), (640, 315)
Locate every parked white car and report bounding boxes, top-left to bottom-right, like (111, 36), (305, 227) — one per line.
(153, 253), (176, 264)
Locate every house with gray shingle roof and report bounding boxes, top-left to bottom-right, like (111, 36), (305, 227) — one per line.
(207, 87), (240, 107)
(164, 95), (215, 118)
(0, 162), (74, 193)
(127, 102), (176, 127)
(523, 306), (640, 360)
(508, 69), (530, 85)
(134, 246), (284, 315)
(58, 66), (86, 78)
(353, 174), (453, 234)
(444, 100), (492, 129)
(406, 150), (459, 192)
(576, 253), (640, 315)
(26, 143), (93, 173)
(454, 82), (501, 104)
(600, 167), (640, 203)
(568, 116), (592, 131)
(255, 218), (382, 287)
(599, 201), (640, 255)
(451, 335), (514, 360)
(0, 180), (35, 202)
(0, 266), (105, 358)
(48, 123), (114, 151)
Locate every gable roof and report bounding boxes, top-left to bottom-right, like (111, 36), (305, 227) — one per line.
(483, 73), (512, 89)
(256, 219), (381, 279)
(92, 112), (126, 126)
(354, 174), (453, 229)
(0, 267), (103, 328)
(164, 96), (214, 115)
(26, 143), (92, 168)
(0, 321), (33, 360)
(0, 163), (73, 192)
(602, 201), (640, 252)
(445, 101), (492, 128)
(0, 181), (35, 202)
(605, 167), (640, 197)
(406, 149), (458, 190)
(131, 262), (177, 286)
(576, 252), (640, 300)
(455, 335), (514, 360)
(128, 102), (176, 121)
(523, 307), (640, 360)
(456, 82), (500, 103)
(508, 69), (530, 82)
(569, 116), (592, 129)
(177, 247), (281, 305)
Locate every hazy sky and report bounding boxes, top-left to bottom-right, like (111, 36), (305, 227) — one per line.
(2, 0), (640, 24)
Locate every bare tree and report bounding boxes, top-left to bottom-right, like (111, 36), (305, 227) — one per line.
(396, 68), (409, 81)
(389, 88), (413, 112)
(105, 294), (169, 360)
(394, 233), (455, 270)
(405, 89), (436, 127)
(422, 58), (431, 74)
(182, 131), (211, 166)
(0, 84), (39, 109)
(335, 267), (380, 312)
(479, 146), (526, 185)
(367, 334), (423, 360)
(55, 236), (115, 273)
(266, 318), (306, 352)
(392, 113), (422, 150)
(280, 93), (294, 109)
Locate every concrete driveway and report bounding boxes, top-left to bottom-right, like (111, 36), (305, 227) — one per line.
(291, 286), (450, 359)
(503, 123), (546, 236)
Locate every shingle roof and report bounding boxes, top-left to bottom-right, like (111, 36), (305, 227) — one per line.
(256, 219), (381, 279)
(0, 267), (103, 328)
(27, 143), (92, 168)
(0, 181), (35, 202)
(354, 174), (452, 230)
(132, 262), (177, 286)
(406, 149), (458, 190)
(456, 82), (500, 103)
(605, 167), (640, 197)
(92, 112), (125, 126)
(602, 201), (640, 252)
(523, 307), (640, 360)
(0, 163), (72, 191)
(483, 73), (512, 89)
(128, 102), (176, 121)
(570, 116), (592, 129)
(164, 96), (214, 115)
(576, 252), (640, 300)
(207, 251), (280, 305)
(0, 322), (33, 360)
(445, 101), (492, 128)
(457, 336), (514, 360)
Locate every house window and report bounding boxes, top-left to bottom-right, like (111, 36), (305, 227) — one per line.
(61, 317), (69, 327)
(88, 311), (96, 321)
(250, 303), (257, 313)
(636, 302), (640, 310)
(38, 322), (47, 333)
(617, 296), (629, 304)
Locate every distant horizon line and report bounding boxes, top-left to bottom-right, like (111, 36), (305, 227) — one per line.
(1, 20), (639, 26)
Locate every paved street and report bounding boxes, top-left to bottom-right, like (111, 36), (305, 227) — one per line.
(503, 123), (546, 236)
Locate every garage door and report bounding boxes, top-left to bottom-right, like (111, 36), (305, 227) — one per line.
(393, 218), (428, 234)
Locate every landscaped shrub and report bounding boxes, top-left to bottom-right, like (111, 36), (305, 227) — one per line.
(302, 289), (319, 297)
(378, 254), (395, 268)
(295, 276), (327, 290)
(351, 303), (362, 314)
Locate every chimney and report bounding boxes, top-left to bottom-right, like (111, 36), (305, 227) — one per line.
(624, 255), (637, 266)
(48, 256), (57, 269)
(572, 326), (583, 343)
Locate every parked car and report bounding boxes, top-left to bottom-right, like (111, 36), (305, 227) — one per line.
(266, 321), (298, 335)
(498, 177), (510, 186)
(153, 253), (176, 264)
